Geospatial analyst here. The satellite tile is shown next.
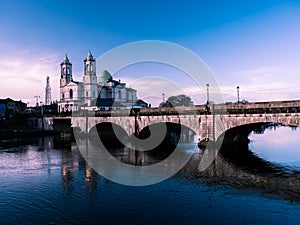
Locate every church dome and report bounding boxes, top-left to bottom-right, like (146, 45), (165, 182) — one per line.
(97, 70), (112, 84)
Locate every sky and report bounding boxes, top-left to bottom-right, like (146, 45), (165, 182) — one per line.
(0, 0), (300, 106)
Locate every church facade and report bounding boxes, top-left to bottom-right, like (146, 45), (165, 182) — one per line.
(58, 51), (138, 112)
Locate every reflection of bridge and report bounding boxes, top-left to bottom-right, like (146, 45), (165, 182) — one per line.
(71, 100), (300, 143)
(185, 142), (300, 201)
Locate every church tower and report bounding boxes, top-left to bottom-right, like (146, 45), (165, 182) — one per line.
(83, 51), (97, 106)
(60, 54), (72, 87)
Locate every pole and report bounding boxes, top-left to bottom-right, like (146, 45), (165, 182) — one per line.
(206, 83), (209, 104)
(237, 86), (240, 103)
(131, 90), (133, 109)
(41, 103), (44, 131)
(34, 95), (40, 107)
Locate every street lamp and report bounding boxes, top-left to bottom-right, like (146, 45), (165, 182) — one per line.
(131, 90), (133, 109)
(237, 86), (240, 103)
(162, 93), (165, 106)
(206, 83), (209, 104)
(34, 95), (40, 107)
(40, 101), (44, 131)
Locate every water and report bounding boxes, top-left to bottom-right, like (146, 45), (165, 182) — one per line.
(0, 130), (300, 225)
(249, 126), (300, 170)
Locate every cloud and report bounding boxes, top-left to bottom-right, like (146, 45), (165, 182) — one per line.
(237, 65), (285, 76)
(219, 82), (300, 103)
(218, 64), (300, 102)
(0, 42), (61, 106)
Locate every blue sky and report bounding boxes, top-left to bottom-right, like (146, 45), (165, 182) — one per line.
(0, 0), (299, 106)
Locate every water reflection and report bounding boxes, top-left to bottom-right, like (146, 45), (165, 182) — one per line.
(250, 126), (300, 170)
(73, 133), (300, 201)
(199, 143), (300, 201)
(60, 141), (99, 196)
(1, 133), (300, 201)
(1, 134), (300, 224)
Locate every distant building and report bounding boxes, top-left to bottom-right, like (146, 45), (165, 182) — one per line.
(0, 98), (27, 119)
(58, 52), (139, 112)
(134, 99), (149, 108)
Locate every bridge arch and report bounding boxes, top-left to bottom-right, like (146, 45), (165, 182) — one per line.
(89, 122), (130, 148)
(218, 118), (300, 145)
(217, 122), (269, 145)
(138, 122), (198, 144)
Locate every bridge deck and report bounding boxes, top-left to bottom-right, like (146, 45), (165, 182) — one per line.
(70, 100), (300, 117)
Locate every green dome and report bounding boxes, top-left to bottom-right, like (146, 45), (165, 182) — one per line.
(97, 70), (112, 84)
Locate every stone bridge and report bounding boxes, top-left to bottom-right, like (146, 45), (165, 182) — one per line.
(71, 100), (300, 143)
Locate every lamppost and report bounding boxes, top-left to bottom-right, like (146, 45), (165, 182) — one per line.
(130, 90), (133, 109)
(237, 86), (240, 103)
(40, 101), (44, 131)
(34, 95), (40, 107)
(206, 83), (209, 104)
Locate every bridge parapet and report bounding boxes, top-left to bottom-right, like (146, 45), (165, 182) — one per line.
(75, 100), (300, 118)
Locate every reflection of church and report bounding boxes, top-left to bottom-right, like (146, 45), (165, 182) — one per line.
(59, 51), (139, 112)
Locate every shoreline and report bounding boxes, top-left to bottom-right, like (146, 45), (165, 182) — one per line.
(0, 130), (60, 140)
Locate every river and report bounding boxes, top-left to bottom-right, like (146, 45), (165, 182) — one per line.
(0, 126), (300, 225)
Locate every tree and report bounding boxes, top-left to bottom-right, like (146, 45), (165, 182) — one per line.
(160, 94), (194, 107)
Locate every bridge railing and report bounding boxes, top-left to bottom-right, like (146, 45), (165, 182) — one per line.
(224, 107), (300, 114)
(89, 106), (210, 117)
(69, 100), (300, 117)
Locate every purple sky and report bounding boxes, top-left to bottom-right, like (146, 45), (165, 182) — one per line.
(0, 0), (299, 106)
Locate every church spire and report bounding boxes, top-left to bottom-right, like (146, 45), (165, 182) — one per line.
(64, 53), (69, 62)
(88, 50), (93, 58)
(85, 50), (94, 61)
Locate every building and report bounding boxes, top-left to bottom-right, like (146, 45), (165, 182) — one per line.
(58, 51), (138, 112)
(134, 99), (149, 108)
(0, 98), (27, 119)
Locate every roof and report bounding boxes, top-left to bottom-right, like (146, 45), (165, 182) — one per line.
(97, 70), (113, 84)
(135, 99), (148, 105)
(61, 53), (72, 65)
(0, 98), (14, 103)
(0, 98), (26, 105)
(87, 50), (93, 58)
(96, 98), (126, 107)
(63, 80), (83, 87)
(64, 53), (69, 62)
(84, 50), (95, 62)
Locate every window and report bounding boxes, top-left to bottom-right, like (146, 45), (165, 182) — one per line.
(86, 91), (88, 97)
(93, 91), (95, 97)
(62, 93), (64, 99)
(69, 89), (73, 99)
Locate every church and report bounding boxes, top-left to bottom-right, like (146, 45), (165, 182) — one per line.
(58, 51), (139, 112)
